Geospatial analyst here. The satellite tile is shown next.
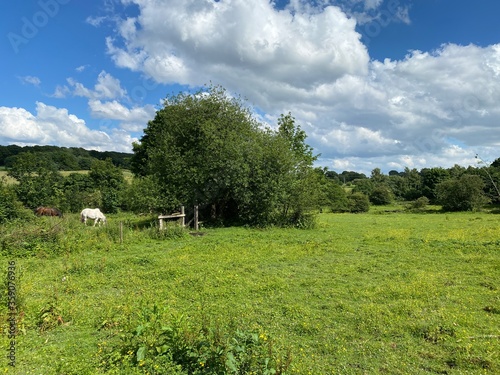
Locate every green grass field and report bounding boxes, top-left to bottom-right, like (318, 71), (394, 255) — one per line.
(0, 209), (499, 374)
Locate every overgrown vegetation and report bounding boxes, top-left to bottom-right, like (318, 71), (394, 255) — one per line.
(100, 304), (291, 374)
(0, 177), (28, 223)
(0, 210), (498, 374)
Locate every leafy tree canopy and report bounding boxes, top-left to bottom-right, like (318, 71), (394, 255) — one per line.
(131, 85), (322, 226)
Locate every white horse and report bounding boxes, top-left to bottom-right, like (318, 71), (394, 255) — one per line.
(80, 208), (106, 226)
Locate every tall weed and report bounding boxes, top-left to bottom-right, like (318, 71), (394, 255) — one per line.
(100, 304), (291, 374)
(0, 221), (64, 258)
(147, 222), (188, 240)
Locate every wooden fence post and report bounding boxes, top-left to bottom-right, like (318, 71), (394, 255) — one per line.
(194, 205), (199, 230)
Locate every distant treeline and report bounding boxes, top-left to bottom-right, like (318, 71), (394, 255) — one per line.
(0, 145), (132, 170)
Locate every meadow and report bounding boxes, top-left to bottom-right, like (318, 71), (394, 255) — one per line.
(0, 207), (499, 374)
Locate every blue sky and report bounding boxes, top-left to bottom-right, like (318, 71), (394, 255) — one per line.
(2, 0), (500, 174)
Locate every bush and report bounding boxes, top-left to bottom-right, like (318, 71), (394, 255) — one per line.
(122, 176), (164, 214)
(369, 185), (393, 205)
(0, 179), (28, 223)
(131, 86), (319, 227)
(326, 182), (350, 213)
(290, 211), (317, 229)
(407, 196), (430, 211)
(100, 305), (291, 374)
(0, 223), (64, 258)
(348, 192), (370, 213)
(436, 174), (490, 211)
(148, 222), (188, 240)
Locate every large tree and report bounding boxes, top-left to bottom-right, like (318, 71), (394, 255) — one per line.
(131, 86), (321, 226)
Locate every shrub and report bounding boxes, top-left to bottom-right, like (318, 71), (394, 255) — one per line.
(293, 212), (318, 229)
(274, 211), (318, 229)
(131, 86), (319, 227)
(0, 223), (64, 258)
(121, 176), (164, 214)
(436, 174), (490, 211)
(148, 222), (188, 240)
(407, 196), (430, 211)
(369, 185), (393, 205)
(0, 179), (28, 223)
(327, 183), (350, 213)
(348, 192), (370, 213)
(100, 305), (291, 374)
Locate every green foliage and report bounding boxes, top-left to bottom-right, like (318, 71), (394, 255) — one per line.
(407, 196), (430, 211)
(148, 222), (188, 240)
(6, 153), (128, 214)
(0, 221), (64, 258)
(90, 159), (126, 191)
(131, 85), (320, 226)
(0, 214), (121, 258)
(100, 305), (291, 374)
(0, 177), (28, 222)
(122, 176), (168, 214)
(61, 172), (96, 212)
(37, 296), (64, 332)
(421, 167), (450, 202)
(89, 159), (126, 213)
(352, 178), (374, 196)
(347, 192), (370, 213)
(8, 152), (65, 208)
(277, 113), (315, 166)
(324, 179), (350, 213)
(338, 170), (367, 184)
(399, 167), (424, 200)
(436, 174), (490, 211)
(0, 144), (131, 169)
(369, 185), (393, 205)
(370, 168), (387, 185)
(132, 85), (260, 215)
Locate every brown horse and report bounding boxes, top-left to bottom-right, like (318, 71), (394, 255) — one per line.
(34, 206), (63, 218)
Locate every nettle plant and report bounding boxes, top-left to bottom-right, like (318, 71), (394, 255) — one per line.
(100, 304), (291, 374)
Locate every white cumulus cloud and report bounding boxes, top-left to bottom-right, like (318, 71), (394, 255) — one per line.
(89, 99), (157, 131)
(56, 71), (127, 100)
(0, 102), (135, 152)
(107, 0), (369, 95)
